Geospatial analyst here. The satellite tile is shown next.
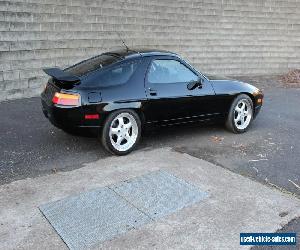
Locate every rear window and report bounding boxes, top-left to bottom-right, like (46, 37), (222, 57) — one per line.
(94, 60), (140, 87)
(65, 54), (120, 77)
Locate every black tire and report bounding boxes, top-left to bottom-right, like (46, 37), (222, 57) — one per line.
(101, 109), (142, 155)
(225, 94), (254, 133)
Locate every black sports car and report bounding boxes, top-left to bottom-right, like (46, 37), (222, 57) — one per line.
(41, 48), (263, 155)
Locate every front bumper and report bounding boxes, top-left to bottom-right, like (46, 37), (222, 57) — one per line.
(253, 90), (264, 119)
(253, 104), (262, 119)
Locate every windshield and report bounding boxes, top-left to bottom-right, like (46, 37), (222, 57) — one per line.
(180, 58), (208, 80)
(65, 54), (120, 77)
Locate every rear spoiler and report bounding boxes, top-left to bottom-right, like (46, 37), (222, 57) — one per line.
(43, 68), (80, 83)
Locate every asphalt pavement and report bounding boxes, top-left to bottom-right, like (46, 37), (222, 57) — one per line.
(0, 76), (300, 199)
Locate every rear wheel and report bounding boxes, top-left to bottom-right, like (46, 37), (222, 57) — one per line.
(226, 94), (253, 133)
(102, 109), (141, 155)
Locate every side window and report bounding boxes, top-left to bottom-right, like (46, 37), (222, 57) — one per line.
(148, 59), (198, 84)
(96, 60), (140, 87)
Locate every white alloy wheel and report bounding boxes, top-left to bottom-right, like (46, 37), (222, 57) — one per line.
(233, 99), (252, 130)
(109, 112), (139, 152)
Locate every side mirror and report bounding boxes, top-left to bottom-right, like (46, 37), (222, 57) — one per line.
(187, 78), (203, 90)
(187, 81), (198, 90)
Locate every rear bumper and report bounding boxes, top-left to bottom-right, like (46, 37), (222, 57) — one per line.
(41, 99), (101, 129)
(42, 99), (79, 129)
(42, 105), (61, 129)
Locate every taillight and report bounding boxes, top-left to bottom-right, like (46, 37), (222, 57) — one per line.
(52, 92), (80, 106)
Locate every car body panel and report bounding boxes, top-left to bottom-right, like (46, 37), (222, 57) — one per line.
(41, 48), (263, 130)
(142, 55), (219, 125)
(210, 79), (263, 118)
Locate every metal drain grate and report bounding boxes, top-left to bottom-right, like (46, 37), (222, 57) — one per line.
(39, 170), (207, 249)
(39, 187), (151, 250)
(111, 170), (207, 219)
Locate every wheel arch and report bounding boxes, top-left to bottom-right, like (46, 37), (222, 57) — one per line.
(240, 92), (256, 110)
(225, 92), (255, 119)
(102, 102), (146, 127)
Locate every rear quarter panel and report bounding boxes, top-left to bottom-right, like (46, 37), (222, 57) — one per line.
(75, 58), (149, 126)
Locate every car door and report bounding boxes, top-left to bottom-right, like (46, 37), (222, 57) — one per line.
(143, 56), (216, 124)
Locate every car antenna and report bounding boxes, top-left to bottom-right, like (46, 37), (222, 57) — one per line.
(116, 32), (142, 57)
(117, 32), (129, 51)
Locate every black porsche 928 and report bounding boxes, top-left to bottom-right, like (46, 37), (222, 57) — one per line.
(41, 48), (263, 155)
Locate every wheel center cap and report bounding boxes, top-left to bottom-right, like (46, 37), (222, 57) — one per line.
(120, 128), (127, 137)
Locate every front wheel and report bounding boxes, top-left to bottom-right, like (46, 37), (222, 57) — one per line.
(226, 94), (253, 133)
(101, 109), (141, 155)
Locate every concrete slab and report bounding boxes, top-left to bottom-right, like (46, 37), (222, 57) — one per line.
(0, 147), (299, 250)
(39, 170), (207, 249)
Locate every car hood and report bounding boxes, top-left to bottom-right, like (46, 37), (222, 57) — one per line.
(206, 74), (255, 88)
(208, 78), (260, 96)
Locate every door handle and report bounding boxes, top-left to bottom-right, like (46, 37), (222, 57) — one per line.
(148, 88), (157, 96)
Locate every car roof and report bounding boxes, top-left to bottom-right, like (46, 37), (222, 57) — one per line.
(103, 48), (179, 59)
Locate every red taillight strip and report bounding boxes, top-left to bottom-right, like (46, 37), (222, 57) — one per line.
(85, 114), (100, 120)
